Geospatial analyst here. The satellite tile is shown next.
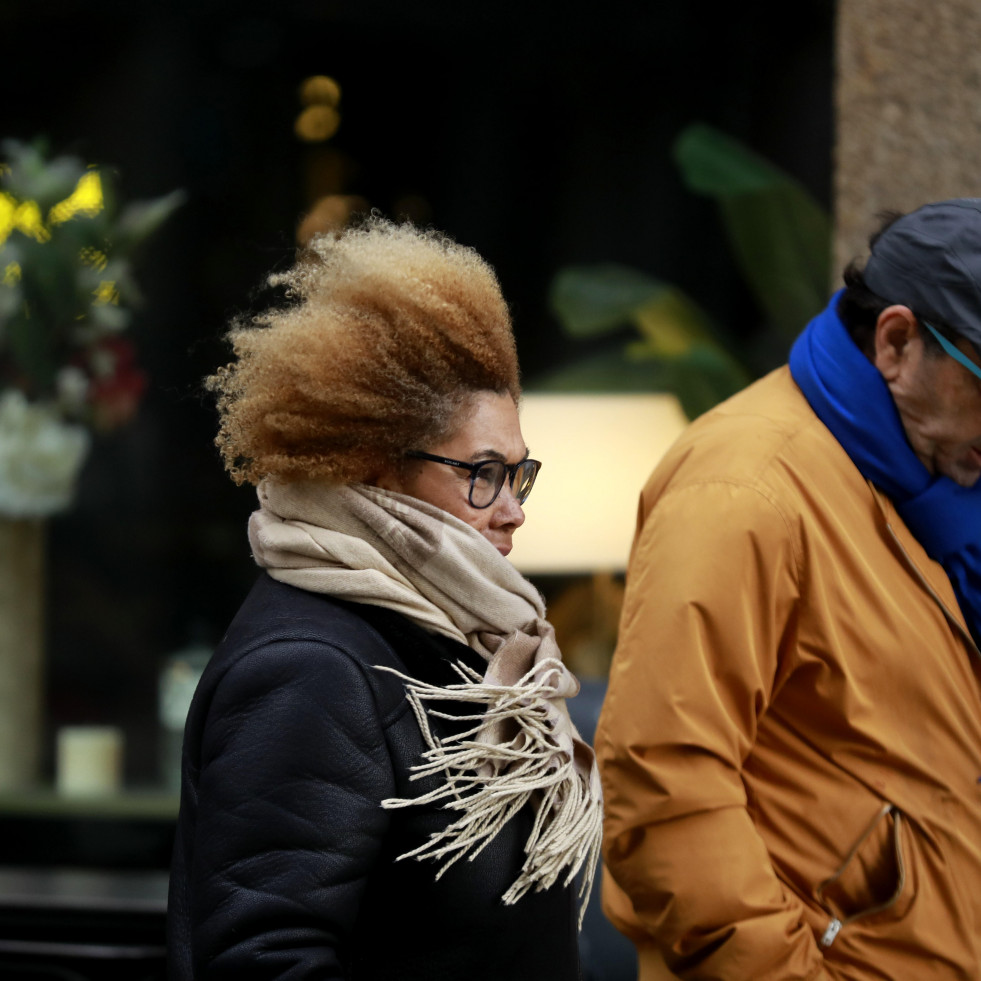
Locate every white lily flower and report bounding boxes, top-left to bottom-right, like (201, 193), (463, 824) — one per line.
(0, 391), (90, 517)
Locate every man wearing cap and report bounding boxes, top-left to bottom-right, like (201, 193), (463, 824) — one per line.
(596, 200), (981, 980)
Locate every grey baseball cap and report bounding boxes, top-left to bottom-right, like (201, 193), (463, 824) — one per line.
(864, 198), (981, 349)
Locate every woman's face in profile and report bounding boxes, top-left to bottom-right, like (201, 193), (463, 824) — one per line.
(377, 391), (529, 557)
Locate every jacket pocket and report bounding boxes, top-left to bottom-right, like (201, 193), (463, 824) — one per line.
(815, 802), (914, 947)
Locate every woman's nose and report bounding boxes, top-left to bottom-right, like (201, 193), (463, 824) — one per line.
(493, 484), (525, 527)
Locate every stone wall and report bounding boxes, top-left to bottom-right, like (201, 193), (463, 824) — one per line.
(835, 0), (981, 272)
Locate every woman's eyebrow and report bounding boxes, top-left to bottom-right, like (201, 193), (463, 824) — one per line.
(468, 449), (506, 462)
(467, 447), (530, 463)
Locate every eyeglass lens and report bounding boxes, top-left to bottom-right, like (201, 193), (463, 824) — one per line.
(469, 460), (539, 508)
(511, 460), (538, 504)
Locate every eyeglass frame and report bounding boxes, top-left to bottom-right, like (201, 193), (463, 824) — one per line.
(404, 450), (542, 509)
(921, 319), (981, 382)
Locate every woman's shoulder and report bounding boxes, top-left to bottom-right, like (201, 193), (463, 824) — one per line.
(205, 573), (480, 712)
(194, 575), (400, 724)
(225, 573), (379, 640)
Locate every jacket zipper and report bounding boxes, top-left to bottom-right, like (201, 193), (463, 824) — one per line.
(817, 804), (907, 948)
(820, 918), (841, 947)
(872, 485), (980, 658)
(815, 486), (975, 949)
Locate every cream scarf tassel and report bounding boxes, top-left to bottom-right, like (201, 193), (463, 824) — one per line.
(248, 480), (603, 921)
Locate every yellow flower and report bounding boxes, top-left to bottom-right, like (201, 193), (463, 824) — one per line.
(93, 280), (120, 305)
(14, 200), (50, 242)
(3, 261), (21, 285)
(80, 246), (109, 271)
(0, 196), (50, 244)
(49, 170), (104, 225)
(0, 193), (16, 246)
(0, 192), (52, 245)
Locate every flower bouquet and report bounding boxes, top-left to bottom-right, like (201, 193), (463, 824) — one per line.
(0, 139), (183, 516)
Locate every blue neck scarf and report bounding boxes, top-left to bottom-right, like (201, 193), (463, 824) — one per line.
(789, 292), (981, 647)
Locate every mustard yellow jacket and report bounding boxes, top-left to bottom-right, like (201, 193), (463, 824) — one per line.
(596, 367), (981, 981)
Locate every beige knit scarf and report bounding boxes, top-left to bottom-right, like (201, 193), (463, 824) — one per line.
(248, 479), (602, 921)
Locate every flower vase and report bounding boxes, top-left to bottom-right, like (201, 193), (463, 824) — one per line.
(0, 517), (45, 790)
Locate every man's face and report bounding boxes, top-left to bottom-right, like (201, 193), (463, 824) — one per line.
(876, 308), (981, 487)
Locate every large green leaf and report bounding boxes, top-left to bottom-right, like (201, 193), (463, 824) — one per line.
(674, 123), (831, 336)
(649, 356), (742, 420)
(529, 348), (669, 393)
(718, 188), (830, 336)
(632, 340), (751, 418)
(541, 124), (831, 418)
(115, 189), (187, 251)
(673, 123), (789, 195)
(630, 286), (715, 355)
(527, 340), (749, 420)
(7, 305), (56, 394)
(548, 264), (669, 337)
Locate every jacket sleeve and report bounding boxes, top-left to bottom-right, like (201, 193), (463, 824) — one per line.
(596, 479), (833, 981)
(186, 636), (396, 979)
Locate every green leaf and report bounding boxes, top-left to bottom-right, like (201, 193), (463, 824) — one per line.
(7, 308), (56, 394)
(0, 282), (22, 334)
(673, 122), (831, 336)
(630, 287), (715, 355)
(528, 348), (670, 393)
(527, 337), (749, 418)
(673, 123), (790, 196)
(539, 124), (831, 417)
(0, 139), (86, 211)
(17, 238), (78, 327)
(542, 258), (751, 414)
(630, 337), (750, 408)
(115, 189), (186, 251)
(656, 362), (732, 420)
(96, 258), (141, 305)
(548, 263), (670, 337)
(718, 189), (830, 335)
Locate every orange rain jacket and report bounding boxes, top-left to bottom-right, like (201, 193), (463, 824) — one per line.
(596, 367), (981, 981)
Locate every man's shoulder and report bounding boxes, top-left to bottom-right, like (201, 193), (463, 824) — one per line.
(650, 365), (844, 492)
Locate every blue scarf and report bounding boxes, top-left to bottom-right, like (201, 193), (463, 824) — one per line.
(789, 292), (981, 647)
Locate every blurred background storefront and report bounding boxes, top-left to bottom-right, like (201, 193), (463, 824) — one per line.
(3, 0), (833, 787)
(0, 0), (834, 976)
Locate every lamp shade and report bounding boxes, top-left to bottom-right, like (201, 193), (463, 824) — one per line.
(509, 393), (688, 574)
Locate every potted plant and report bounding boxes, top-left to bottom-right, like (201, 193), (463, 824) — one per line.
(534, 123), (831, 420)
(0, 138), (183, 789)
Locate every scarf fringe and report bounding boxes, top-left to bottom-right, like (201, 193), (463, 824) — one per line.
(377, 659), (603, 926)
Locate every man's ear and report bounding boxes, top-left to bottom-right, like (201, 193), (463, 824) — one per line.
(873, 305), (920, 382)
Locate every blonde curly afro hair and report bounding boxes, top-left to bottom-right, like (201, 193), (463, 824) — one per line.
(207, 216), (520, 486)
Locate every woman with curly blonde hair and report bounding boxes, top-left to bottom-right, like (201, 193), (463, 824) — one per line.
(167, 217), (602, 981)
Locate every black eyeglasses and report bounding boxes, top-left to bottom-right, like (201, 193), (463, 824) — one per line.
(405, 451), (541, 509)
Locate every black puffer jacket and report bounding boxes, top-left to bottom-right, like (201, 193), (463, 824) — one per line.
(167, 573), (581, 980)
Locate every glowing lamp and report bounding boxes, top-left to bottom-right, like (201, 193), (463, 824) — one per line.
(509, 393), (688, 575)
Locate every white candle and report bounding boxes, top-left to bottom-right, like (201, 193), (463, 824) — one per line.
(56, 725), (124, 795)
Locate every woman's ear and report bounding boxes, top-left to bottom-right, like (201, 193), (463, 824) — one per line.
(873, 305), (921, 382)
(372, 467), (402, 493)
